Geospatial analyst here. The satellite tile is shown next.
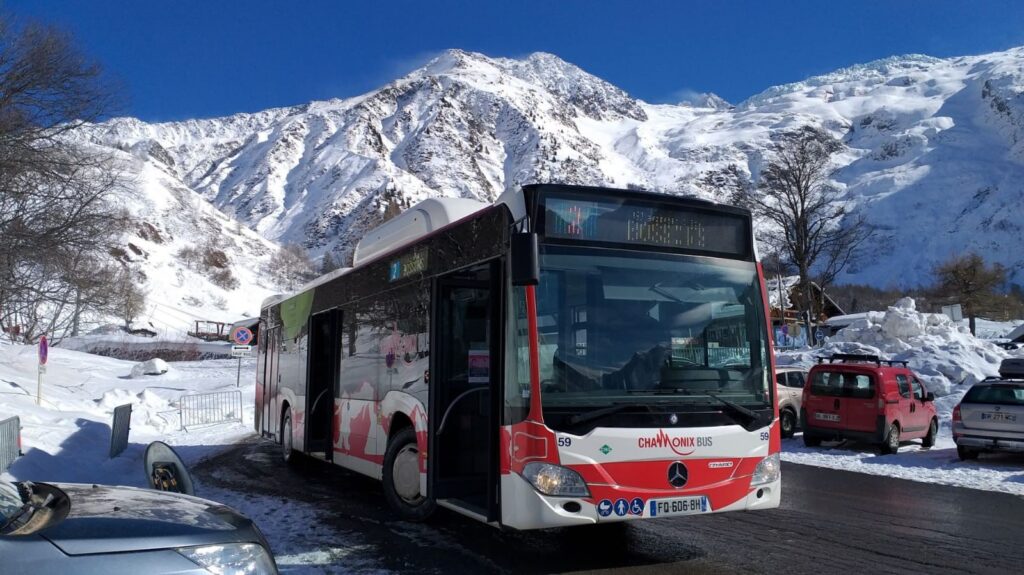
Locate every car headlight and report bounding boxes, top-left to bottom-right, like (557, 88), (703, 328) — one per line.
(751, 453), (781, 486)
(521, 462), (590, 497)
(176, 543), (277, 575)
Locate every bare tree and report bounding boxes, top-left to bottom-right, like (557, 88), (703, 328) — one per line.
(933, 253), (1006, 335)
(263, 244), (316, 291)
(0, 14), (129, 342)
(731, 126), (874, 318)
(106, 266), (148, 331)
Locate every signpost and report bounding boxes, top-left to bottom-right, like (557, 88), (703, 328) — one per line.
(229, 327), (254, 388)
(37, 335), (48, 405)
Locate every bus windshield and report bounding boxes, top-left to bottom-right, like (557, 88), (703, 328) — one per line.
(514, 245), (771, 419)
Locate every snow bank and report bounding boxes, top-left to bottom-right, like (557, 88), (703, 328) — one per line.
(130, 358), (170, 377)
(778, 297), (1009, 396)
(0, 343), (375, 573)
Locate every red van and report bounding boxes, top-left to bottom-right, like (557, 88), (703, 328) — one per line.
(801, 354), (938, 454)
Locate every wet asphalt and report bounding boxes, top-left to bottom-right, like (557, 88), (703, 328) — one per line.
(194, 437), (1024, 574)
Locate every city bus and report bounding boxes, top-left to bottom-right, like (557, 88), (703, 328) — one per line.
(255, 183), (780, 530)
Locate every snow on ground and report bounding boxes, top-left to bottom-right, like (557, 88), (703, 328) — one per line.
(0, 342), (372, 574)
(961, 317), (1024, 340)
(777, 298), (1024, 495)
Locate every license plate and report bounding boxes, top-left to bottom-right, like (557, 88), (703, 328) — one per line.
(815, 412), (840, 422)
(982, 412), (1017, 422)
(648, 496), (711, 517)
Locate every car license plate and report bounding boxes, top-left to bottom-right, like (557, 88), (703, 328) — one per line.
(648, 496), (711, 517)
(982, 412), (1017, 422)
(815, 412), (840, 422)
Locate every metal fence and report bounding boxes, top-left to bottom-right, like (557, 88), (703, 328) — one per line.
(0, 416), (21, 473)
(179, 390), (243, 430)
(109, 404), (133, 459)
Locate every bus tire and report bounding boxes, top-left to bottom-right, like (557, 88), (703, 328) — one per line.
(382, 427), (435, 521)
(281, 407), (296, 464)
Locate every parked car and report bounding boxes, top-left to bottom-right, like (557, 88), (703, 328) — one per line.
(801, 353), (938, 454)
(0, 480), (278, 575)
(995, 341), (1024, 351)
(775, 367), (808, 438)
(953, 359), (1024, 461)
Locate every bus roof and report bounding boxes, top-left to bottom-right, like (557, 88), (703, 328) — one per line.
(352, 197), (489, 267)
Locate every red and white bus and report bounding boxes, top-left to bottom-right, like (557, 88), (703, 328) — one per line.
(255, 184), (780, 529)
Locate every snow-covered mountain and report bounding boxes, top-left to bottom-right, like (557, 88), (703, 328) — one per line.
(95, 143), (282, 337)
(80, 47), (1024, 288)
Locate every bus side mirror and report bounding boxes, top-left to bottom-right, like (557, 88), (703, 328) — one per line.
(511, 232), (539, 286)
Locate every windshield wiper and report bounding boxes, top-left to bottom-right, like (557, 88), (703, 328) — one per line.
(705, 392), (763, 428)
(567, 403), (650, 428)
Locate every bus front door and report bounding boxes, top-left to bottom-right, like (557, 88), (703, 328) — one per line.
(430, 262), (501, 522)
(306, 309), (341, 460)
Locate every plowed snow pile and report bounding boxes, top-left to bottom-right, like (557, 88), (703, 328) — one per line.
(778, 297), (1008, 396)
(777, 298), (1024, 495)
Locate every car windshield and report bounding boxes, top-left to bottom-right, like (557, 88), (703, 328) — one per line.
(809, 370), (876, 398)
(508, 246), (771, 417)
(0, 482), (25, 522)
(964, 384), (1024, 405)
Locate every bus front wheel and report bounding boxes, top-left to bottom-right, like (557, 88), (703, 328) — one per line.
(382, 427), (435, 521)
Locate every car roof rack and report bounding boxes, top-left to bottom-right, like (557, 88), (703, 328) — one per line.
(1000, 358), (1024, 379)
(817, 353), (908, 367)
(982, 375), (1024, 383)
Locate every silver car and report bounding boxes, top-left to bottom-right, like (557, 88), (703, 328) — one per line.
(953, 361), (1024, 460)
(775, 367), (807, 438)
(0, 481), (278, 574)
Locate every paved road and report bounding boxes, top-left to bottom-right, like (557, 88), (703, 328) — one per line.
(194, 438), (1024, 574)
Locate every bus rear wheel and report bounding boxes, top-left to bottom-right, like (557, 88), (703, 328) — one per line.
(382, 427), (435, 521)
(281, 407), (296, 464)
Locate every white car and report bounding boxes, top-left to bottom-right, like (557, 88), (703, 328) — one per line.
(953, 360), (1024, 460)
(775, 367), (807, 438)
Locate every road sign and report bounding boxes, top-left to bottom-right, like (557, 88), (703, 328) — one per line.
(815, 330), (825, 342)
(38, 335), (48, 366)
(230, 326), (253, 345)
(231, 345), (252, 358)
(941, 304), (963, 322)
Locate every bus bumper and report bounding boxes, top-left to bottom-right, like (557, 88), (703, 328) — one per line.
(499, 473), (780, 530)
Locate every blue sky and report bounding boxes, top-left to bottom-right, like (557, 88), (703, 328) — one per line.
(7, 0), (1024, 121)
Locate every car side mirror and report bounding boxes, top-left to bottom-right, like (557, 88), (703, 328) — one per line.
(924, 392), (935, 402)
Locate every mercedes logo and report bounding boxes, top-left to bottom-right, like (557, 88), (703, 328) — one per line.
(669, 413), (679, 425)
(667, 461), (688, 488)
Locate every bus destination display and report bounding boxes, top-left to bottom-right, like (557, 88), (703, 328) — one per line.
(544, 196), (747, 255)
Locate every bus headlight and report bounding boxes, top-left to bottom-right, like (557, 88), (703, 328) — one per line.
(751, 453), (781, 486)
(176, 543), (277, 574)
(521, 462), (590, 497)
